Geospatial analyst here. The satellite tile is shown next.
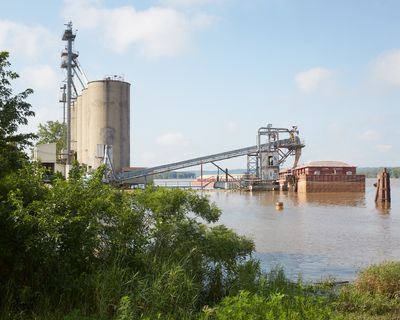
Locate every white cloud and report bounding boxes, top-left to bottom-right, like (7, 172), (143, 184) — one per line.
(0, 20), (54, 59)
(360, 130), (381, 142)
(156, 132), (189, 146)
(20, 65), (59, 90)
(295, 67), (334, 94)
(370, 49), (400, 88)
(376, 144), (392, 152)
(62, 0), (218, 58)
(160, 0), (224, 8)
(192, 13), (221, 29)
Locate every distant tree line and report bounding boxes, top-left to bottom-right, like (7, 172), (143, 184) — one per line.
(357, 167), (400, 178)
(154, 171), (196, 179)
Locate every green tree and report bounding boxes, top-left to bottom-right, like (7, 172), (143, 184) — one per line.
(0, 52), (40, 314)
(37, 120), (66, 155)
(0, 161), (258, 318)
(0, 51), (37, 178)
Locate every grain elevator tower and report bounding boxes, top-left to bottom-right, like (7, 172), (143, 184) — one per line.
(61, 23), (131, 176)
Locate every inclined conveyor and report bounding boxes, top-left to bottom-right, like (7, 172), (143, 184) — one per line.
(118, 137), (303, 182)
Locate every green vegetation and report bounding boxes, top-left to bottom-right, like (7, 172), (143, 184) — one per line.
(0, 51), (37, 179)
(37, 120), (66, 156)
(333, 262), (400, 319)
(1, 51), (400, 319)
(354, 261), (400, 298)
(0, 163), (258, 319)
(357, 167), (400, 178)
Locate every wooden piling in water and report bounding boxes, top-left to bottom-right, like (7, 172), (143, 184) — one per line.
(375, 168), (391, 203)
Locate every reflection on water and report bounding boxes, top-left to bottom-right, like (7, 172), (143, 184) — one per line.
(254, 252), (356, 281)
(294, 192), (366, 208)
(376, 202), (391, 215)
(206, 179), (400, 281)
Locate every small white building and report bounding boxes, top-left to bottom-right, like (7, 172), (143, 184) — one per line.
(33, 143), (65, 175)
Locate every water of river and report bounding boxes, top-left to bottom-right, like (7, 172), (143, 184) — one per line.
(203, 179), (400, 281)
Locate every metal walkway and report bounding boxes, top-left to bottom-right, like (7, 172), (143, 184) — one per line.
(118, 137), (304, 182)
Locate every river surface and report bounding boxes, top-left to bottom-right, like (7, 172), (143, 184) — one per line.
(201, 179), (400, 281)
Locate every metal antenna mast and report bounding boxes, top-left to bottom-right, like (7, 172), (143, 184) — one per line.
(61, 22), (76, 165)
(61, 22), (88, 167)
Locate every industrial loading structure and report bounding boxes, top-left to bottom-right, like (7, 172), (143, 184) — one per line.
(119, 125), (305, 189)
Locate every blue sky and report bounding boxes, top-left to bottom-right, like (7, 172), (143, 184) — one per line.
(1, 0), (399, 169)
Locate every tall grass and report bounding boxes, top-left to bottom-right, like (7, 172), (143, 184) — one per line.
(3, 261), (400, 319)
(334, 261), (400, 318)
(354, 261), (400, 298)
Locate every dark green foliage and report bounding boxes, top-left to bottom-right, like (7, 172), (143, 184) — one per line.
(0, 51), (37, 178)
(0, 163), (257, 318)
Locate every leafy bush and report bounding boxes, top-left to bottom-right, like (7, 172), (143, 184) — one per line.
(0, 163), (257, 318)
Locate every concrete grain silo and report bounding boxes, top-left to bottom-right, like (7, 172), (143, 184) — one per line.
(75, 94), (83, 162)
(80, 88), (89, 165)
(85, 79), (130, 173)
(71, 100), (77, 156)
